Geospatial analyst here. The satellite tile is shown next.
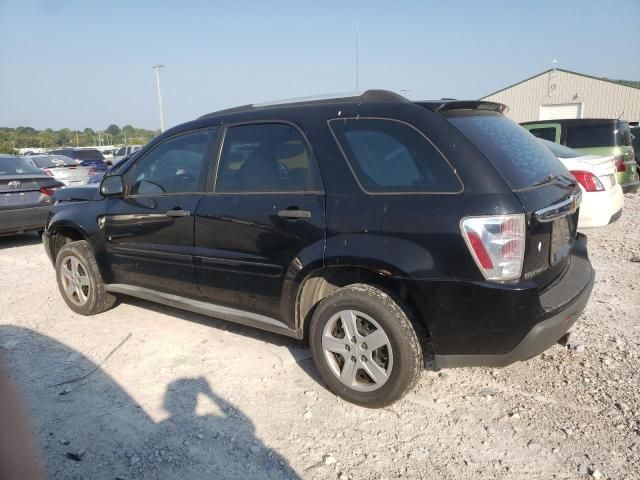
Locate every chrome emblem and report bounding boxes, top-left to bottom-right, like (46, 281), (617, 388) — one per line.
(8, 180), (20, 189)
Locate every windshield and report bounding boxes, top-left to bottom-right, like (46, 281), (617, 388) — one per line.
(0, 156), (45, 175)
(565, 122), (628, 148)
(537, 139), (582, 158)
(446, 111), (569, 190)
(31, 155), (77, 168)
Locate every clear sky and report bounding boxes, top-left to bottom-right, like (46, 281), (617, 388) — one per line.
(1, 0), (639, 131)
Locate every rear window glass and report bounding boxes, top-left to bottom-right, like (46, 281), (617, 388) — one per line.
(0, 156), (43, 175)
(565, 123), (625, 148)
(528, 127), (557, 142)
(329, 118), (462, 193)
(74, 149), (104, 161)
(31, 155), (77, 168)
(447, 112), (568, 191)
(537, 139), (582, 158)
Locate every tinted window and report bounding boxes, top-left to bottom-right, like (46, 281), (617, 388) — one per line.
(130, 129), (213, 195)
(565, 123), (623, 148)
(74, 149), (105, 161)
(448, 111), (568, 191)
(116, 147), (126, 156)
(31, 155), (77, 168)
(329, 118), (461, 193)
(0, 156), (43, 175)
(217, 123), (320, 193)
(528, 127), (557, 142)
(537, 139), (582, 158)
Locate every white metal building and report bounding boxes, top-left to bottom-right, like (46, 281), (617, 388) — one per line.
(481, 69), (640, 123)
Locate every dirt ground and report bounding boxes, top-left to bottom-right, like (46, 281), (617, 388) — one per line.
(1, 194), (639, 480)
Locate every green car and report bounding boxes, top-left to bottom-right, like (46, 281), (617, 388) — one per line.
(522, 119), (640, 193)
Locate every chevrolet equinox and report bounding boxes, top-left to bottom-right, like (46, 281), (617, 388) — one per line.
(44, 91), (595, 407)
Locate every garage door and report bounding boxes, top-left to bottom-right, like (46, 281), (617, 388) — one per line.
(539, 103), (582, 120)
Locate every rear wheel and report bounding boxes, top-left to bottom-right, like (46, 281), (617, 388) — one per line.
(309, 284), (423, 407)
(55, 240), (116, 315)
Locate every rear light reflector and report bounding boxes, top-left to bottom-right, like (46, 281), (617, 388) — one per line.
(570, 170), (605, 192)
(460, 214), (525, 281)
(613, 155), (626, 172)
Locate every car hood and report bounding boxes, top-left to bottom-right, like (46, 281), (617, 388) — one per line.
(53, 184), (101, 202)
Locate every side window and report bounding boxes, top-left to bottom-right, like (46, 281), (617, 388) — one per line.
(130, 129), (214, 195)
(529, 127), (557, 143)
(216, 123), (321, 193)
(329, 118), (462, 193)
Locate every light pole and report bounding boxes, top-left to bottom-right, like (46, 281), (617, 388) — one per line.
(152, 64), (165, 132)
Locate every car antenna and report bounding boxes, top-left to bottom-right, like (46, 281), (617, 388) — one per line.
(618, 110), (624, 119)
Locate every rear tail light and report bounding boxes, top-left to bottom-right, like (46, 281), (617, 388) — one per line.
(460, 214), (526, 281)
(613, 155), (626, 172)
(571, 170), (605, 192)
(88, 167), (96, 176)
(39, 184), (63, 196)
(43, 168), (54, 176)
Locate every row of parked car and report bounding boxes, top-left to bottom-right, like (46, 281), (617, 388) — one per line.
(0, 146), (142, 235)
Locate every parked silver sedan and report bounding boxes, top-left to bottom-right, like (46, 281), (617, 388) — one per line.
(25, 155), (93, 187)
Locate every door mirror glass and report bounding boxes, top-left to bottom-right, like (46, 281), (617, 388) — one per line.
(100, 175), (124, 196)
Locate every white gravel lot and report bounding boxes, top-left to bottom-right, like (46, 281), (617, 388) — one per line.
(1, 193), (639, 480)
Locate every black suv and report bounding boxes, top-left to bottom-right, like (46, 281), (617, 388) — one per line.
(43, 91), (594, 407)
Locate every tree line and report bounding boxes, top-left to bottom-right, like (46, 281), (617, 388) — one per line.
(0, 124), (158, 154)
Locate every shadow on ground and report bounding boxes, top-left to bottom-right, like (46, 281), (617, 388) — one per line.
(0, 325), (301, 479)
(0, 232), (42, 250)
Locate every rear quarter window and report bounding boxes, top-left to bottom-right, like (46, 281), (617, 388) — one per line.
(447, 112), (568, 191)
(328, 118), (462, 193)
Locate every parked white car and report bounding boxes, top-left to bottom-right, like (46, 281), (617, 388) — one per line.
(24, 155), (93, 187)
(112, 145), (142, 165)
(539, 139), (623, 228)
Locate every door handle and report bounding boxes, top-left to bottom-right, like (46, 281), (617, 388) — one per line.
(277, 209), (312, 219)
(166, 209), (191, 218)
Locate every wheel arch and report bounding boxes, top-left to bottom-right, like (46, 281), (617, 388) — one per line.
(295, 265), (431, 342)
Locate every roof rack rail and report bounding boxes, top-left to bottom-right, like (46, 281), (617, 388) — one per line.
(199, 89), (408, 119)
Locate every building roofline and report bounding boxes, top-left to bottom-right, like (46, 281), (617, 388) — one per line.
(480, 68), (640, 99)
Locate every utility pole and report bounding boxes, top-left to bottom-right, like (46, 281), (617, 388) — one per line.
(152, 64), (165, 132)
(75, 130), (79, 146)
(355, 21), (359, 91)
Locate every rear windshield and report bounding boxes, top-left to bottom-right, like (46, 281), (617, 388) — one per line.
(565, 122), (629, 148)
(31, 155), (77, 168)
(329, 118), (462, 193)
(0, 156), (44, 175)
(537, 139), (582, 158)
(447, 111), (568, 191)
(73, 149), (105, 161)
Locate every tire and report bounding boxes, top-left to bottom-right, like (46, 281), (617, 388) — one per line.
(55, 240), (116, 315)
(309, 283), (423, 408)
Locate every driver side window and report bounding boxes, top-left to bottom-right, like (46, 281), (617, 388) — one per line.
(130, 129), (215, 195)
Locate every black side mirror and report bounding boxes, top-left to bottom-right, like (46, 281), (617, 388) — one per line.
(100, 175), (124, 197)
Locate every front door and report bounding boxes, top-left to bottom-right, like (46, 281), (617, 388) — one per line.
(194, 122), (326, 323)
(104, 128), (218, 297)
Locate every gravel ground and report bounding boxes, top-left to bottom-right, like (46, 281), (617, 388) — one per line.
(1, 193), (639, 480)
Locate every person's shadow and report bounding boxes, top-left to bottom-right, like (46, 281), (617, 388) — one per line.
(0, 325), (300, 479)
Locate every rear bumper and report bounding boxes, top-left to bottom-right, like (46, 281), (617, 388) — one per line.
(434, 267), (594, 368)
(577, 186), (624, 228)
(408, 234), (594, 368)
(0, 206), (49, 236)
(621, 180), (640, 193)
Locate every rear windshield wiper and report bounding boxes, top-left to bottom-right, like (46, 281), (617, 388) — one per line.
(529, 174), (561, 188)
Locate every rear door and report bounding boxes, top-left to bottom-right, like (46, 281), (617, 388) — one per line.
(104, 128), (218, 297)
(194, 122), (325, 322)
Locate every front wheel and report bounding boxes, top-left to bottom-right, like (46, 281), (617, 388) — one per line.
(309, 284), (423, 407)
(55, 240), (116, 315)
